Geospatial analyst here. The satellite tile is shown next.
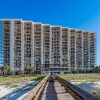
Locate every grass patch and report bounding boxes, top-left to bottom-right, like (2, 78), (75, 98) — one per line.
(0, 74), (46, 85)
(59, 74), (100, 82)
(11, 84), (18, 88)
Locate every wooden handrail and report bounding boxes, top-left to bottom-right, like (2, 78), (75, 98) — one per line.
(21, 74), (50, 100)
(53, 74), (97, 100)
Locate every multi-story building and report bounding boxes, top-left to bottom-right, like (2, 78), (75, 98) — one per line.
(0, 19), (96, 74)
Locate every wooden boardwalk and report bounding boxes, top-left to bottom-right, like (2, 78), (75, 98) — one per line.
(39, 77), (74, 100)
(21, 74), (97, 100)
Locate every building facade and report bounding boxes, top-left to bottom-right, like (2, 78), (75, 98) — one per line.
(0, 19), (96, 74)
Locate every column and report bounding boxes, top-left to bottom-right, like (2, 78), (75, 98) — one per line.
(68, 29), (71, 71)
(41, 25), (44, 73)
(75, 30), (77, 70)
(21, 21), (24, 72)
(10, 20), (14, 71)
(60, 27), (62, 66)
(49, 27), (52, 70)
(31, 23), (34, 71)
(88, 33), (90, 70)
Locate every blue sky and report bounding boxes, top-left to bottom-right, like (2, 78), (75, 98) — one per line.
(0, 0), (100, 65)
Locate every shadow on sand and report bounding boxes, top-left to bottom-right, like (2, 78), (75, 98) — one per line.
(0, 81), (38, 100)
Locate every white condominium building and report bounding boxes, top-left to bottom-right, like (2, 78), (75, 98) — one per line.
(0, 19), (96, 74)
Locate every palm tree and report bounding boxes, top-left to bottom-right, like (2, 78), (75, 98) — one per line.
(3, 64), (9, 76)
(29, 67), (34, 74)
(0, 66), (4, 75)
(24, 66), (34, 75)
(24, 66), (28, 75)
(0, 64), (9, 76)
(93, 66), (100, 73)
(0, 67), (3, 75)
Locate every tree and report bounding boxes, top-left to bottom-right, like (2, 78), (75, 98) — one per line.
(30, 67), (34, 74)
(24, 66), (29, 75)
(92, 66), (100, 73)
(7, 71), (13, 76)
(3, 64), (9, 76)
(69, 70), (72, 74)
(0, 67), (3, 75)
(74, 70), (79, 74)
(0, 64), (9, 76)
(24, 66), (34, 75)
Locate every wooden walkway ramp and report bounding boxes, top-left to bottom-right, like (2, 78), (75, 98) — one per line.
(39, 76), (74, 100)
(21, 74), (97, 100)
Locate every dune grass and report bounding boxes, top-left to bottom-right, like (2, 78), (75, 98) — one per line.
(0, 74), (45, 85)
(59, 74), (100, 82)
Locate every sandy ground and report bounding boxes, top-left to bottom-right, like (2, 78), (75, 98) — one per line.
(0, 85), (14, 98)
(0, 80), (100, 100)
(0, 81), (38, 100)
(71, 80), (100, 94)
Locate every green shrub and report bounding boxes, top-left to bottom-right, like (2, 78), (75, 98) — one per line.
(12, 84), (18, 88)
(7, 71), (14, 76)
